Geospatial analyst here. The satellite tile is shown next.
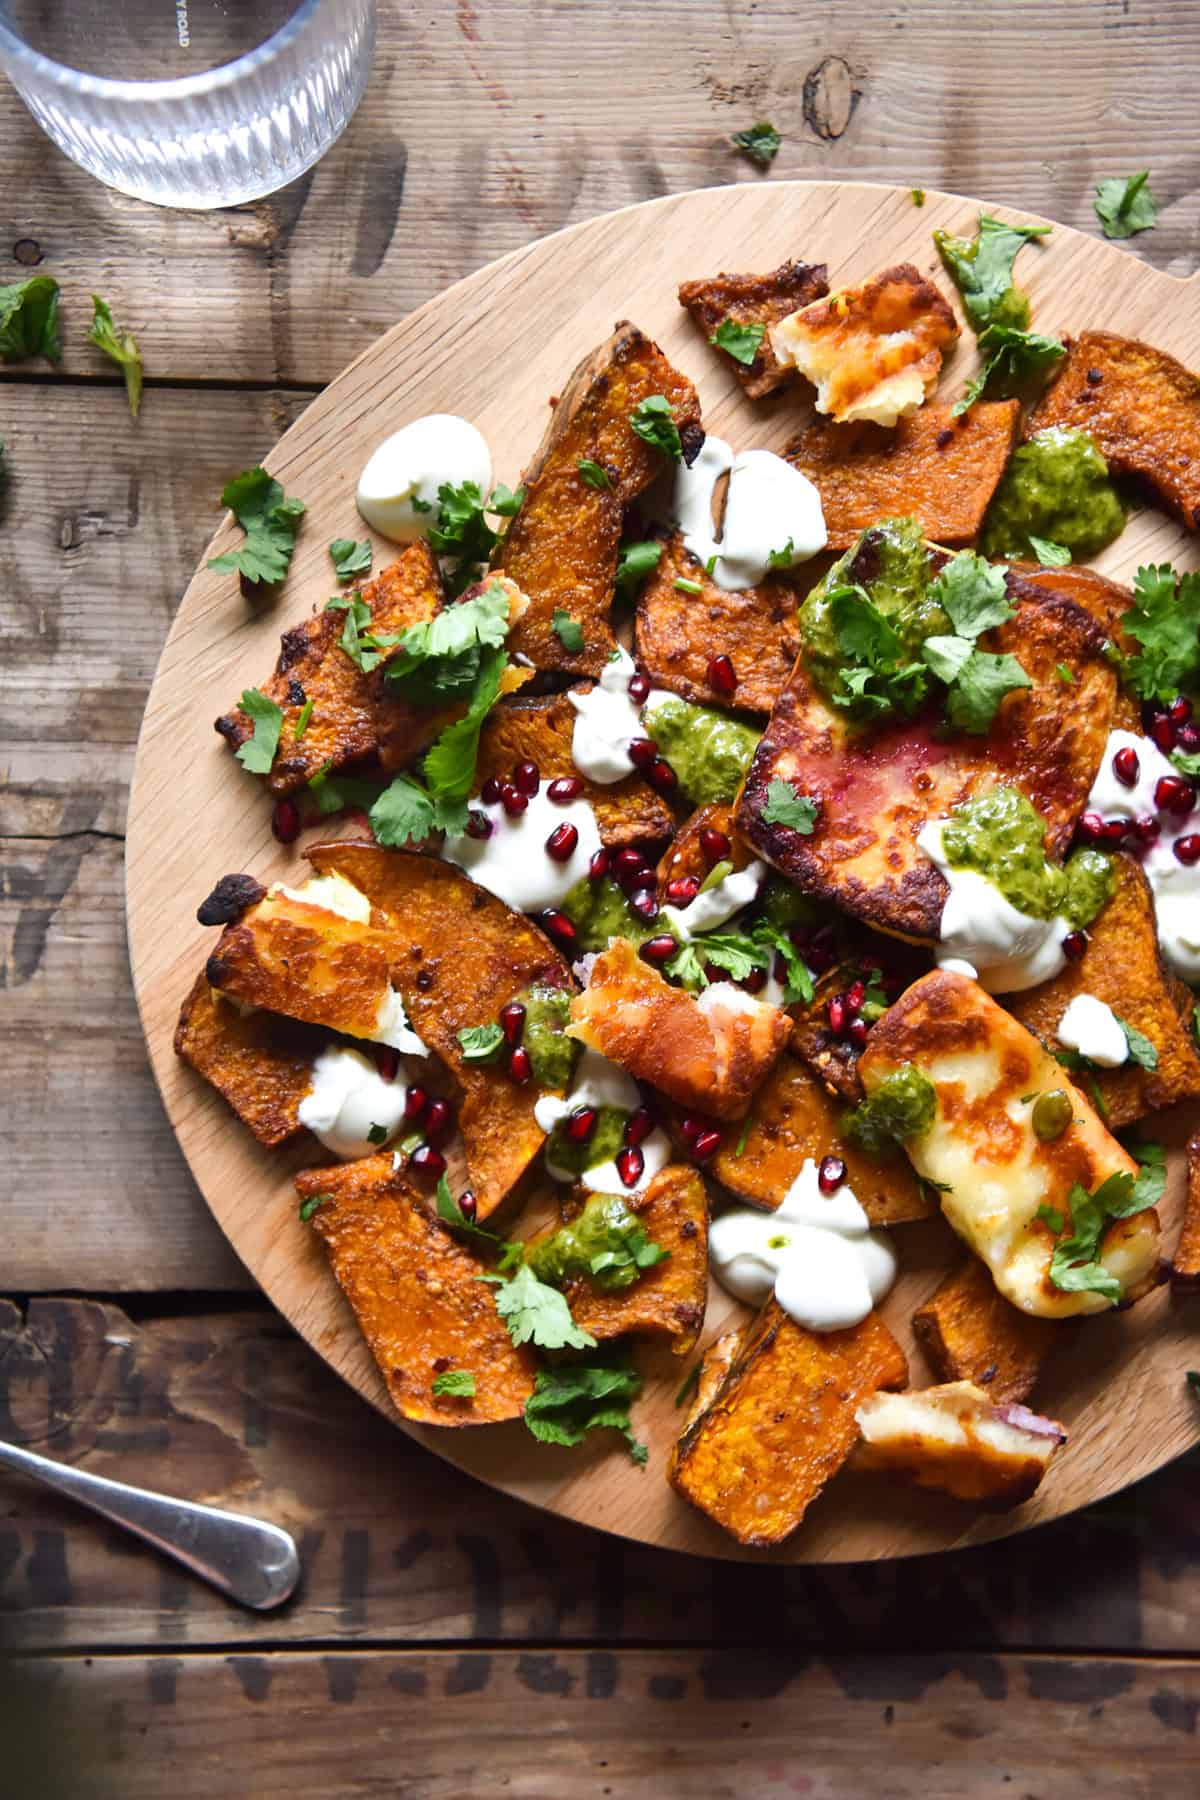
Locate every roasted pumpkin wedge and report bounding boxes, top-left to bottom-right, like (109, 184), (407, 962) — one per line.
(912, 1258), (1059, 1404)
(174, 971), (325, 1147)
(677, 257), (829, 397)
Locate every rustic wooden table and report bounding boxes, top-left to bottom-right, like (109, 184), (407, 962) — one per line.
(3, 3), (1200, 1793)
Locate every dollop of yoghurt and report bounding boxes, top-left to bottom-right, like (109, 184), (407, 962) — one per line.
(1056, 993), (1128, 1069)
(534, 1048), (671, 1195)
(567, 647), (668, 783)
(1085, 728), (1200, 983)
(356, 414), (492, 543)
(298, 1045), (413, 1160)
(916, 820), (1070, 994)
(671, 436), (826, 589)
(442, 781), (603, 911)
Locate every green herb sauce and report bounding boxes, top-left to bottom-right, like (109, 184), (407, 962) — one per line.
(797, 516), (949, 702)
(512, 983), (576, 1090)
(941, 786), (1114, 926)
(561, 875), (650, 953)
(645, 695), (761, 806)
(544, 1105), (627, 1180)
(980, 427), (1126, 561)
(845, 1064), (937, 1159)
(526, 1191), (656, 1292)
(757, 873), (824, 933)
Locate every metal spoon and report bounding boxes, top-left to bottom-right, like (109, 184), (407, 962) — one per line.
(0, 1437), (300, 1610)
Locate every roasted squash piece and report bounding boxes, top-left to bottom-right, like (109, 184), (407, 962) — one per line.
(785, 400), (1019, 551)
(737, 569), (1117, 940)
(496, 322), (703, 677)
(787, 936), (932, 1102)
(1008, 853), (1200, 1128)
(654, 804), (748, 889)
(568, 936), (790, 1121)
(770, 264), (959, 427)
(678, 1329), (742, 1432)
(215, 543), (444, 795)
(912, 1258), (1058, 1404)
(299, 1157), (536, 1424)
(859, 970), (1160, 1318)
(669, 1301), (908, 1545)
(474, 693), (672, 849)
(174, 972), (324, 1148)
(1172, 1136), (1200, 1289)
(707, 1054), (933, 1225)
(677, 258), (829, 399)
(305, 842), (575, 1217)
(1025, 331), (1200, 530)
(635, 531), (802, 715)
(855, 1381), (1066, 1508)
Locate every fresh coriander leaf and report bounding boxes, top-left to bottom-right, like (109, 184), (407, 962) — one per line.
(434, 1175), (510, 1252)
(523, 1351), (645, 1462)
(1172, 748), (1200, 778)
(762, 778), (818, 834)
(457, 1022), (505, 1063)
(615, 539), (663, 592)
(674, 1363), (702, 1407)
(1055, 662), (1076, 684)
(674, 577), (703, 595)
(576, 458), (612, 490)
(1036, 1203), (1064, 1235)
(329, 592), (398, 674)
(0, 274), (60, 363)
(552, 609), (585, 652)
(234, 689), (283, 774)
(488, 483), (525, 516)
(1046, 1168), (1159, 1304)
(910, 188), (926, 207)
(711, 318), (766, 365)
(730, 121), (781, 169)
(385, 581), (511, 704)
(944, 649), (1032, 734)
(368, 774), (437, 847)
(306, 762), (384, 816)
(1120, 564), (1200, 703)
(207, 467), (306, 586)
(825, 583), (932, 720)
(329, 537), (372, 580)
(951, 323), (1065, 417)
(768, 538), (795, 569)
(1094, 171), (1158, 240)
(686, 931), (762, 983)
(423, 644), (508, 805)
(921, 633), (975, 685)
(88, 294), (143, 418)
(831, 585), (902, 662)
(751, 919), (814, 1004)
(1086, 1073), (1109, 1121)
(298, 1192), (329, 1222)
(293, 696), (314, 740)
(1029, 535), (1071, 567)
(428, 480), (501, 595)
(664, 939), (709, 991)
(934, 213), (1051, 334)
(1115, 1016), (1159, 1072)
(482, 1260), (597, 1351)
(432, 1369), (476, 1398)
(1124, 1138), (1166, 1166)
(630, 395), (682, 462)
(366, 1123), (390, 1146)
(931, 550), (1013, 636)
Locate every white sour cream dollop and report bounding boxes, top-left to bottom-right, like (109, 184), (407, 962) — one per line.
(442, 781), (603, 913)
(661, 859), (766, 940)
(1085, 728), (1200, 984)
(534, 1047), (670, 1195)
(671, 436), (826, 590)
(1056, 993), (1128, 1069)
(356, 414), (492, 543)
(298, 1046), (412, 1160)
(916, 820), (1070, 994)
(567, 647), (667, 784)
(709, 1159), (897, 1333)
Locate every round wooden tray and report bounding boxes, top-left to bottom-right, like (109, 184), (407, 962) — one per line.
(127, 180), (1200, 1561)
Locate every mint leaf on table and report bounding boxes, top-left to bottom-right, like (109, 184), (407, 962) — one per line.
(934, 214), (1051, 333)
(233, 689), (283, 774)
(1118, 564), (1200, 703)
(1094, 171), (1158, 240)
(329, 537), (372, 580)
(730, 121), (781, 170)
(761, 778), (819, 835)
(207, 467), (306, 586)
(0, 274), (60, 363)
(523, 1351), (647, 1463)
(432, 1369), (476, 1398)
(630, 395), (682, 462)
(482, 1260), (597, 1352)
(88, 294), (142, 418)
(552, 609), (585, 652)
(711, 319), (766, 365)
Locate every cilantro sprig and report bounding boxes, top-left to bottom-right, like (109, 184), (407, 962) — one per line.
(1117, 564), (1200, 704)
(523, 1352), (647, 1464)
(481, 1260), (597, 1352)
(934, 213), (1063, 415)
(1094, 172), (1158, 240)
(630, 395), (682, 462)
(711, 319), (766, 366)
(88, 295), (142, 418)
(761, 779), (819, 835)
(329, 537), (372, 580)
(1042, 1165), (1163, 1304)
(615, 539), (663, 593)
(730, 121), (781, 170)
(234, 689), (284, 775)
(207, 467), (306, 587)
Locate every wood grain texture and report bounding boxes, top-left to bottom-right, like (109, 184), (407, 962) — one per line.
(124, 181), (1200, 1560)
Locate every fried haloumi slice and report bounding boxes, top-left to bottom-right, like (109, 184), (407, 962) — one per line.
(568, 936), (790, 1121)
(855, 1381), (1066, 1508)
(785, 400), (1019, 550)
(677, 257), (829, 399)
(496, 322), (703, 677)
(634, 531), (802, 715)
(912, 1258), (1059, 1404)
(215, 543), (445, 795)
(1008, 853), (1200, 1128)
(736, 563), (1117, 941)
(1171, 1135), (1200, 1289)
(858, 970), (1160, 1317)
(474, 692), (672, 849)
(298, 1157), (536, 1425)
(669, 1301), (908, 1545)
(173, 971), (326, 1148)
(770, 264), (959, 426)
(1026, 331), (1200, 530)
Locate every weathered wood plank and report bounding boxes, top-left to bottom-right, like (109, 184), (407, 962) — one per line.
(1, 1299), (1197, 1654)
(0, 1), (1195, 389)
(4, 1648), (1199, 1800)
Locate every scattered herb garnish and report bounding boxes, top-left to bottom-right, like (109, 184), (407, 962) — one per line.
(615, 538), (663, 592)
(1094, 171), (1158, 240)
(1028, 535), (1071, 567)
(329, 537), (372, 580)
(366, 1123), (390, 1146)
(552, 608), (586, 652)
(576, 458), (611, 490)
(488, 483), (525, 517)
(730, 121), (781, 170)
(674, 1362), (702, 1408)
(1117, 563), (1200, 703)
(768, 538), (795, 569)
(910, 188), (926, 207)
(711, 319), (766, 365)
(761, 778), (818, 835)
(1042, 1166), (1163, 1303)
(207, 467), (306, 586)
(432, 1369), (476, 1398)
(934, 214), (1051, 334)
(1035, 1203), (1064, 1235)
(630, 395), (683, 462)
(306, 761), (384, 816)
(734, 1118), (752, 1158)
(298, 1192), (329, 1222)
(386, 581), (511, 705)
(293, 696), (314, 740)
(88, 295), (143, 418)
(457, 1022), (505, 1063)
(1115, 1016), (1159, 1072)
(1055, 663), (1076, 684)
(233, 689), (283, 775)
(523, 1351), (646, 1463)
(951, 324), (1065, 418)
(674, 576), (703, 595)
(0, 274), (60, 363)
(427, 480), (504, 596)
(481, 1259), (597, 1352)
(327, 592), (400, 674)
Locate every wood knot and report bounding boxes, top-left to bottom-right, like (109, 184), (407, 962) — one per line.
(803, 55), (862, 142)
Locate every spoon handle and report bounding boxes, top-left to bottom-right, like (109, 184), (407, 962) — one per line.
(0, 1437), (299, 1610)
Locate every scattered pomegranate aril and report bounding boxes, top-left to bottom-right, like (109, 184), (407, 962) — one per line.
(547, 776), (583, 803)
(1178, 722), (1200, 753)
(1076, 811), (1105, 846)
(508, 1045), (533, 1084)
(648, 758), (678, 795)
(458, 1190), (478, 1221)
(627, 736), (658, 771)
(546, 821), (579, 862)
(827, 995), (847, 1035)
(1062, 929), (1089, 962)
(1100, 820), (1130, 848)
(465, 809), (493, 840)
(664, 874), (701, 905)
(640, 933), (678, 965)
(540, 908), (578, 952)
(1133, 814), (1161, 844)
(500, 783), (528, 817)
(628, 887), (659, 922)
(587, 848), (611, 883)
(1169, 695), (1194, 725)
(513, 760), (540, 796)
(818, 1154), (846, 1195)
(707, 653), (737, 697)
(742, 966), (767, 994)
(627, 672), (651, 704)
(845, 978), (866, 1013)
(614, 846), (645, 880)
(403, 1084), (428, 1124)
(374, 1046), (401, 1082)
(1174, 833), (1200, 865)
(624, 1106), (654, 1147)
(680, 1116), (706, 1146)
(616, 1145), (645, 1188)
(480, 776), (503, 806)
(423, 1098), (453, 1145)
(848, 1018), (870, 1049)
(1112, 745), (1140, 787)
(699, 826), (732, 866)
(410, 1143), (446, 1179)
(1155, 773), (1196, 816)
(1151, 716), (1178, 754)
(271, 797), (301, 844)
(566, 1105), (599, 1144)
(691, 1127), (722, 1162)
(1142, 700), (1167, 732)
(498, 1001), (526, 1046)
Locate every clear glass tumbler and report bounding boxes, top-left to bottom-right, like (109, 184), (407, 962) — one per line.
(0, 0), (376, 209)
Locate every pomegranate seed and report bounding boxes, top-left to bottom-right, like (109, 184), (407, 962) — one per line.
(624, 1106), (654, 1147)
(271, 797), (300, 843)
(1133, 814), (1161, 844)
(540, 908), (578, 952)
(1100, 820), (1130, 848)
(480, 776), (503, 806)
(1156, 774), (1196, 816)
(1178, 722), (1200, 752)
(1112, 745), (1140, 787)
(404, 1084), (428, 1124)
(410, 1143), (445, 1179)
(566, 1106), (599, 1144)
(588, 848), (611, 882)
(374, 1046), (401, 1082)
(845, 979), (866, 1013)
(664, 874), (701, 905)
(818, 1154), (847, 1195)
(423, 1098), (453, 1145)
(807, 928), (837, 973)
(699, 826), (731, 866)
(628, 887), (659, 922)
(466, 809), (493, 840)
(628, 736), (658, 771)
(848, 1017), (870, 1049)
(707, 653), (738, 696)
(627, 673), (651, 704)
(640, 933), (678, 965)
(501, 783), (528, 817)
(741, 966), (767, 994)
(828, 996), (847, 1035)
(1174, 833), (1200, 865)
(1076, 811), (1105, 846)
(1151, 716), (1178, 754)
(616, 1145), (644, 1188)
(508, 1045), (533, 1084)
(514, 760), (540, 795)
(614, 846), (645, 882)
(498, 1001), (526, 1045)
(648, 758), (678, 795)
(1169, 695), (1193, 725)
(547, 776), (583, 803)
(1062, 929), (1089, 962)
(458, 1190), (478, 1222)
(691, 1127), (722, 1162)
(546, 822), (579, 862)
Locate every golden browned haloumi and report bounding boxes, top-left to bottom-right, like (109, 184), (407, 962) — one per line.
(855, 1380), (1066, 1508)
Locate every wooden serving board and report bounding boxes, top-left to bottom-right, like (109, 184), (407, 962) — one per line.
(127, 180), (1200, 1562)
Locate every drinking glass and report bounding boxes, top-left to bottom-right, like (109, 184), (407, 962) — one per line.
(0, 0), (376, 209)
